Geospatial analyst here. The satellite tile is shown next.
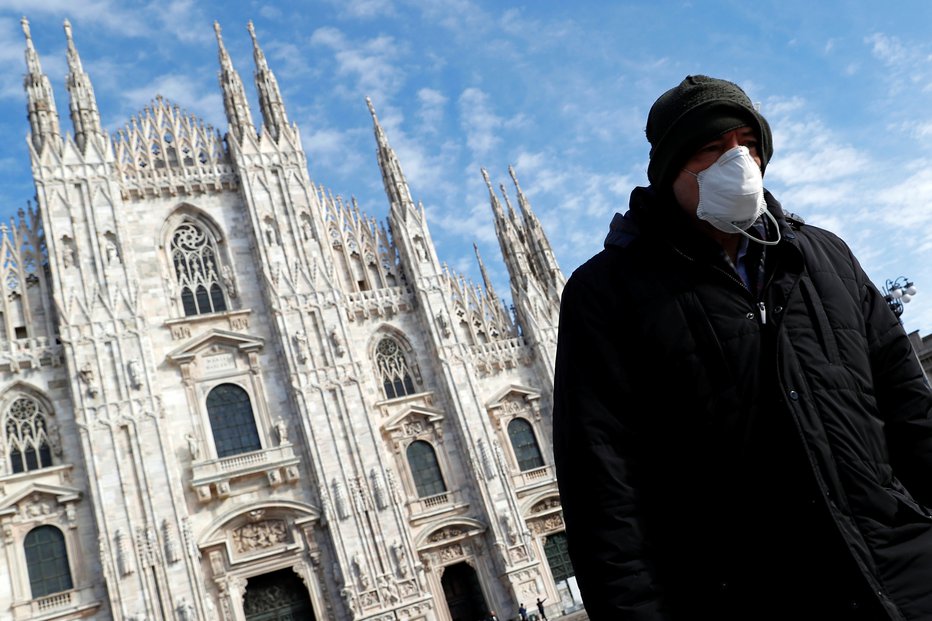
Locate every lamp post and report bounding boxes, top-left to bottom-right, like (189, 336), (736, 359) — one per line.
(882, 277), (918, 319)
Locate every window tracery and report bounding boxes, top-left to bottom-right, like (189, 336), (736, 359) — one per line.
(375, 338), (415, 399)
(3, 397), (53, 474)
(170, 221), (228, 316)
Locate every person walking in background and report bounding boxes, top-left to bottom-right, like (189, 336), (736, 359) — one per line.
(518, 603), (528, 621)
(553, 75), (932, 620)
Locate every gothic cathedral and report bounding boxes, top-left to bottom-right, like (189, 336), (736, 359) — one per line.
(0, 17), (573, 621)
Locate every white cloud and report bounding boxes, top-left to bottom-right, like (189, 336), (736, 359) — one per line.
(416, 87), (447, 134)
(120, 74), (224, 128)
(458, 87), (504, 157)
(309, 26), (405, 103)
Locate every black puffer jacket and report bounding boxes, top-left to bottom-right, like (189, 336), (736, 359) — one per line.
(553, 186), (932, 620)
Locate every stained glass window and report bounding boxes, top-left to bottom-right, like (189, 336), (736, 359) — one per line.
(406, 440), (446, 497)
(170, 222), (228, 316)
(376, 338), (415, 399)
(25, 526), (73, 598)
(4, 398), (53, 474)
(206, 384), (261, 458)
(508, 418), (544, 472)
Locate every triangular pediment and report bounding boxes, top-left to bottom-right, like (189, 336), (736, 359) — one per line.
(485, 384), (540, 408)
(167, 329), (264, 365)
(383, 403), (444, 433)
(0, 482), (82, 517)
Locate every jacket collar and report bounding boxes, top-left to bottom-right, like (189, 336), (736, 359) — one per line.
(604, 185), (800, 257)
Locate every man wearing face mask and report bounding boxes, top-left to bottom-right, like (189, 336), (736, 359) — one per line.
(552, 75), (932, 620)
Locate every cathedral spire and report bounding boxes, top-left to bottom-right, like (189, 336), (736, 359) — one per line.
(22, 17), (61, 153)
(214, 21), (255, 142)
(509, 165), (565, 293)
(247, 21), (289, 141)
(473, 242), (498, 301)
(367, 97), (415, 215)
(64, 19), (103, 152)
(481, 167), (531, 289)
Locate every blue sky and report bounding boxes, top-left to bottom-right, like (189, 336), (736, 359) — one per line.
(0, 1), (930, 335)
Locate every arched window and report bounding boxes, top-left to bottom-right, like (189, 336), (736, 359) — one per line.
(170, 221), (228, 316)
(406, 440), (446, 497)
(206, 384), (261, 458)
(508, 418), (544, 471)
(24, 526), (73, 598)
(3, 397), (53, 474)
(375, 337), (415, 399)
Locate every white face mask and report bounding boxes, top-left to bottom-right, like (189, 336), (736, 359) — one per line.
(686, 145), (780, 246)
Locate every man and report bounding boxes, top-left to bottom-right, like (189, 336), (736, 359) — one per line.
(519, 602), (529, 621)
(535, 597), (547, 620)
(552, 75), (932, 620)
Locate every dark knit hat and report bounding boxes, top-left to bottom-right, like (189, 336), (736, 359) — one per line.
(646, 75), (773, 188)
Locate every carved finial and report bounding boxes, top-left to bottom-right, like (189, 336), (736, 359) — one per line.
(508, 164), (522, 192)
(366, 96), (377, 119)
(63, 18), (73, 41)
(480, 167), (493, 191)
(247, 20), (257, 41)
(21, 16), (31, 40)
(213, 21), (222, 40)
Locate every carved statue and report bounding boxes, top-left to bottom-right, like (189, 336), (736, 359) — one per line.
(329, 326), (345, 357)
(293, 331), (309, 363)
(391, 540), (408, 577)
(128, 359), (143, 389)
(274, 417), (289, 445)
(79, 363), (98, 397)
(185, 432), (200, 461)
(176, 598), (195, 621)
(220, 265), (237, 298)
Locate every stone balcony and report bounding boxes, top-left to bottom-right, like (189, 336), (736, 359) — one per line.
(191, 444), (300, 502)
(511, 464), (557, 496)
(12, 586), (99, 621)
(407, 489), (468, 525)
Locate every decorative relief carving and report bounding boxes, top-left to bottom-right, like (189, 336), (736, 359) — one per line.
(529, 513), (565, 535)
(402, 420), (424, 437)
(232, 519), (289, 554)
(370, 468), (387, 510)
(378, 575), (400, 604)
(427, 527), (463, 543)
(439, 543), (465, 562)
(508, 545), (529, 563)
(116, 528), (134, 576)
(333, 479), (349, 520)
(530, 497), (561, 514)
(478, 438), (496, 480)
(163, 519), (181, 564)
(170, 324), (191, 340)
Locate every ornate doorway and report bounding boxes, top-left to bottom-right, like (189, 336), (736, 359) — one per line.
(243, 568), (315, 621)
(441, 562), (488, 621)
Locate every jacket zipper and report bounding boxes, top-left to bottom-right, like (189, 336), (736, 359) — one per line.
(673, 247), (771, 326)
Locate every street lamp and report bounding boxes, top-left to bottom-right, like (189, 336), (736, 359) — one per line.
(882, 277), (918, 319)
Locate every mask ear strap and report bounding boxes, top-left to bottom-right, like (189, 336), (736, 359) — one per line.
(735, 209), (781, 246)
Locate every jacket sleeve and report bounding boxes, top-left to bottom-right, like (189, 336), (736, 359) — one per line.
(858, 257), (932, 506)
(552, 268), (669, 620)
